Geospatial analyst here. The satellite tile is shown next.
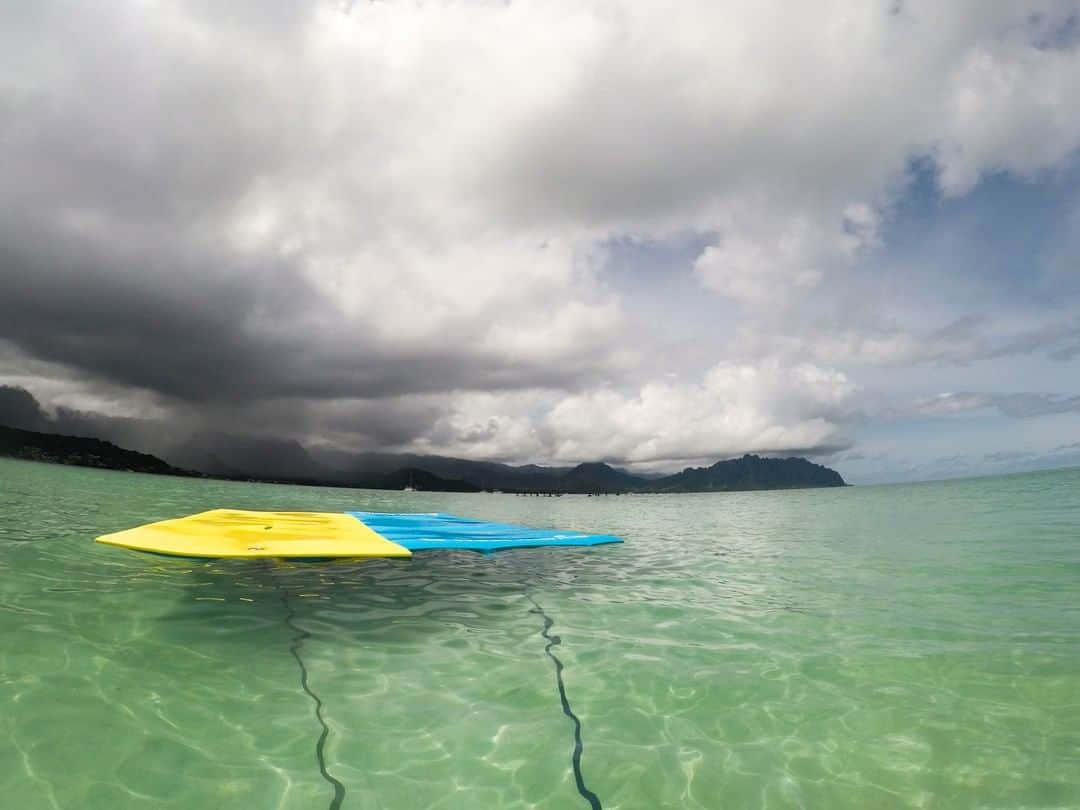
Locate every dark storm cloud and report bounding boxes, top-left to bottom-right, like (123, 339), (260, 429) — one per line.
(0, 383), (459, 473)
(0, 211), (617, 405)
(0, 386), (48, 431)
(0, 0), (627, 422)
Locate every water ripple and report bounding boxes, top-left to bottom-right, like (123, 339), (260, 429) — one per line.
(2, 459), (1080, 808)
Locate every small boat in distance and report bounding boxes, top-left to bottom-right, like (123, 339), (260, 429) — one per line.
(403, 470), (417, 492)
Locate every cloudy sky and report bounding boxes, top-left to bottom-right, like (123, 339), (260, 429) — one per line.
(1, 0), (1079, 483)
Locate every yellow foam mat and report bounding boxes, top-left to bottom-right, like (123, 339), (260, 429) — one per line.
(95, 509), (412, 559)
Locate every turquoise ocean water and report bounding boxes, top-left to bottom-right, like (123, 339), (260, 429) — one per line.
(1, 457), (1078, 809)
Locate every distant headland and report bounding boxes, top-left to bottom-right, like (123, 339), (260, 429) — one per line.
(0, 425), (190, 477)
(1, 423), (846, 494)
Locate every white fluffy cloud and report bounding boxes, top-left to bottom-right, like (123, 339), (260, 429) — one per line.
(693, 204), (881, 305)
(397, 360), (856, 466)
(543, 361), (856, 464)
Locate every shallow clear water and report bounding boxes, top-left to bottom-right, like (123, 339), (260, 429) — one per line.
(1, 458), (1079, 809)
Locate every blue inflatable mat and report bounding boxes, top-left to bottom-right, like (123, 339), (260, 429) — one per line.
(348, 511), (622, 552)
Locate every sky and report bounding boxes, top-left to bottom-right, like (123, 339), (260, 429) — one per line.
(1, 0), (1079, 484)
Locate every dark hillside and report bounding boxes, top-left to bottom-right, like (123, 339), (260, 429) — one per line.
(0, 425), (190, 476)
(650, 454), (846, 492)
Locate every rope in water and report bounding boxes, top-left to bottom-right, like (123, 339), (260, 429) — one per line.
(268, 565), (601, 810)
(525, 593), (603, 810)
(276, 581), (347, 810)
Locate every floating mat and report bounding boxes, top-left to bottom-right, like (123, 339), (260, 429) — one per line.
(348, 511), (622, 552)
(95, 509), (412, 560)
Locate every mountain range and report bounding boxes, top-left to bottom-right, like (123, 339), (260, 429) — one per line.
(0, 423), (846, 493)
